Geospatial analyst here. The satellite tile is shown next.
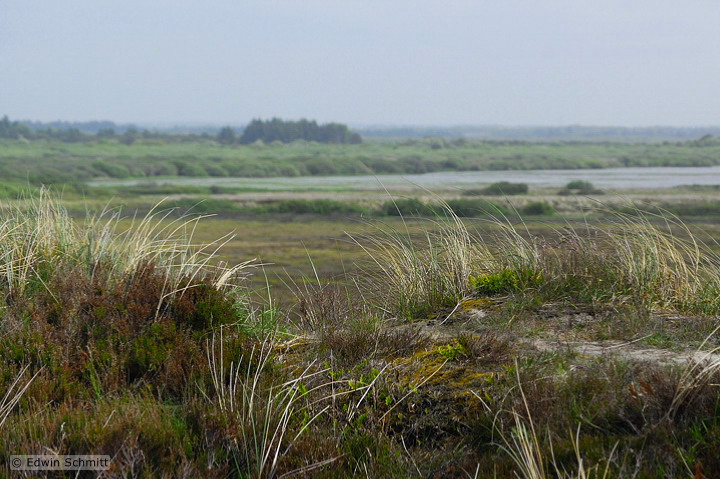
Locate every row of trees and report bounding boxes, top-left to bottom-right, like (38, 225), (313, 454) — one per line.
(0, 116), (217, 144)
(2, 115), (363, 145)
(0, 116), (122, 142)
(0, 116), (33, 139)
(218, 118), (362, 145)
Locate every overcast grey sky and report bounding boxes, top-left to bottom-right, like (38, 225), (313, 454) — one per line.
(1, 0), (719, 126)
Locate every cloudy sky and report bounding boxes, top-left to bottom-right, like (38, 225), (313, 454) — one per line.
(1, 0), (719, 126)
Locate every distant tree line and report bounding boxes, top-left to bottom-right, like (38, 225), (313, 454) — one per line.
(0, 116), (33, 139)
(6, 113), (720, 144)
(219, 118), (362, 145)
(0, 116), (217, 144)
(21, 119), (132, 134)
(1, 115), (363, 145)
(358, 125), (720, 142)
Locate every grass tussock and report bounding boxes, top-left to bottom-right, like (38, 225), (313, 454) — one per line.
(467, 206), (720, 315)
(351, 204), (479, 318)
(353, 200), (720, 320)
(0, 189), (248, 297)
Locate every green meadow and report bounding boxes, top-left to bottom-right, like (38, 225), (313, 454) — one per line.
(2, 136), (720, 477)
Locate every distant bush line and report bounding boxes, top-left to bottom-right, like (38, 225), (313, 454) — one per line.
(614, 201), (720, 218)
(462, 181), (529, 196)
(152, 196), (720, 221)
(156, 197), (556, 219)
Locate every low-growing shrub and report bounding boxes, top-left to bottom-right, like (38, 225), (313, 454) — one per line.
(446, 198), (510, 217)
(521, 200), (554, 216)
(254, 199), (366, 216)
(463, 181), (529, 196)
(92, 160), (131, 178)
(172, 197), (240, 214)
(379, 198), (438, 217)
(558, 180), (604, 195)
(173, 160), (208, 177)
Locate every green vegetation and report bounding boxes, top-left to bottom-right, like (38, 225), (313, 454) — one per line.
(2, 191), (720, 478)
(238, 118), (362, 144)
(5, 117), (720, 477)
(463, 181), (529, 196)
(558, 180), (604, 195)
(3, 117), (720, 190)
(252, 198), (368, 216)
(520, 200), (555, 216)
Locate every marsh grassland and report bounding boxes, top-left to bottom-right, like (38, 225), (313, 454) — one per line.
(2, 138), (720, 478)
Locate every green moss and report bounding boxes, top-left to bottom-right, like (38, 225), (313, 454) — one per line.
(470, 268), (543, 295)
(437, 341), (466, 361)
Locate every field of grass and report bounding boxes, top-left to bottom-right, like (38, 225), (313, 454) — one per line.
(3, 134), (720, 188)
(1, 188), (720, 477)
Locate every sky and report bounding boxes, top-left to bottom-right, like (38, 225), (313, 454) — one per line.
(1, 0), (719, 126)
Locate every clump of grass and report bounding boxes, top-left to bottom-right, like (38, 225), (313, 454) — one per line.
(0, 188), (248, 298)
(351, 201), (477, 318)
(204, 328), (371, 479)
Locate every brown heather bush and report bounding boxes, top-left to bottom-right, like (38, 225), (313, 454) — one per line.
(0, 257), (244, 401)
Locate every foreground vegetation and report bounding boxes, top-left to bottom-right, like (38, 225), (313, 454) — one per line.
(1, 191), (720, 478)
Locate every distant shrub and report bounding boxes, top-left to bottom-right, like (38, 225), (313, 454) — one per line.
(379, 198), (438, 217)
(301, 158), (338, 175)
(276, 165), (301, 177)
(172, 197), (239, 214)
(521, 201), (554, 216)
(378, 198), (510, 218)
(558, 180), (603, 195)
(616, 201), (720, 218)
(364, 158), (402, 174)
(144, 161), (178, 176)
(446, 199), (510, 217)
(463, 181), (529, 196)
(92, 160), (131, 178)
(202, 163), (229, 177)
(135, 138), (165, 146)
(173, 160), (208, 177)
(121, 183), (209, 196)
(254, 199), (365, 216)
(397, 155), (438, 174)
(566, 180), (594, 190)
(27, 169), (82, 185)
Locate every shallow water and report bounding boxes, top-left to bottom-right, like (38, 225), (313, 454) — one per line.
(88, 166), (720, 191)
